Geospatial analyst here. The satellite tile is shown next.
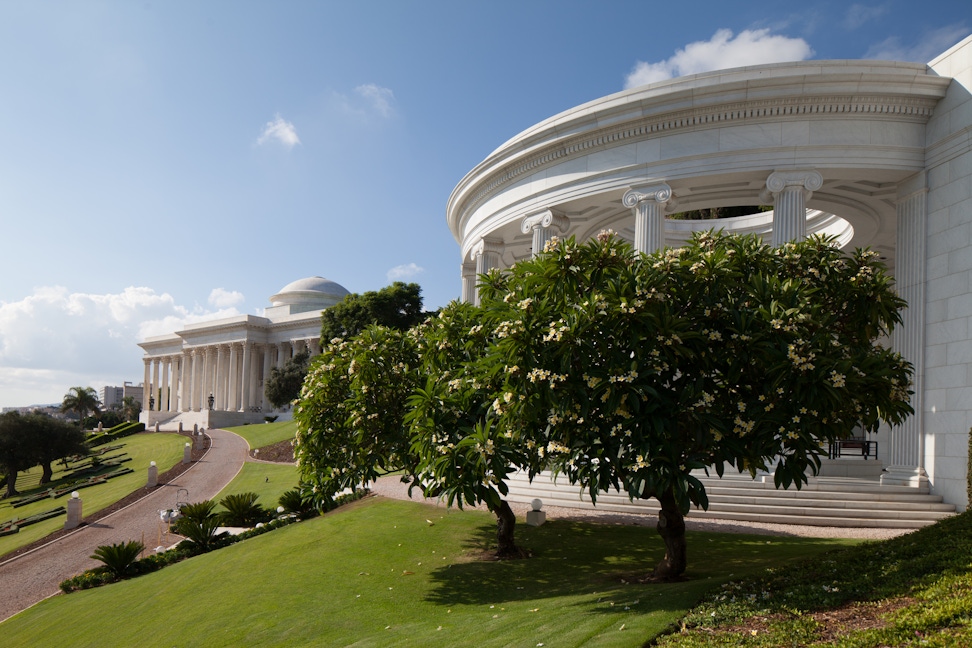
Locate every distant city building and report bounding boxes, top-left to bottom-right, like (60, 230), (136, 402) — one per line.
(100, 386), (124, 409)
(139, 276), (349, 430)
(99, 382), (144, 409)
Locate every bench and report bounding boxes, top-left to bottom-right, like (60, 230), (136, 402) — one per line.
(829, 438), (878, 460)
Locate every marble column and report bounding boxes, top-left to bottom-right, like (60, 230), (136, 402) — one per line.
(262, 343), (273, 411)
(469, 237), (504, 306)
(189, 349), (199, 412)
(161, 357), (171, 412)
(622, 182), (677, 254)
(761, 170), (823, 246)
(521, 209), (569, 257)
(179, 351), (190, 412)
(228, 343), (240, 411)
(214, 344), (226, 410)
(151, 359), (160, 412)
(170, 356), (180, 413)
(142, 359), (151, 414)
(883, 180), (929, 487)
(461, 260), (477, 304)
(278, 342), (290, 368)
(241, 342), (252, 412)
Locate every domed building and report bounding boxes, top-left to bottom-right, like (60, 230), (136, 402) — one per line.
(448, 36), (972, 512)
(138, 276), (349, 430)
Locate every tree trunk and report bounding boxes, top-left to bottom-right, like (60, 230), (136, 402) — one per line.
(652, 488), (687, 581)
(2, 469), (17, 498)
(40, 461), (53, 484)
(493, 499), (519, 558)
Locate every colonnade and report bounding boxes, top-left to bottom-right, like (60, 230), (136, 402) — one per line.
(462, 167), (928, 485)
(142, 337), (322, 414)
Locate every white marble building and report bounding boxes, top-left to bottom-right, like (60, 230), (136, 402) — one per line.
(448, 36), (972, 510)
(139, 276), (349, 430)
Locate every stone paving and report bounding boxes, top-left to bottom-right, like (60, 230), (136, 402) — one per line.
(0, 428), (248, 623)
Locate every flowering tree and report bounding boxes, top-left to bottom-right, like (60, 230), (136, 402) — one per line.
(294, 326), (420, 510)
(406, 302), (544, 557)
(479, 231), (913, 579)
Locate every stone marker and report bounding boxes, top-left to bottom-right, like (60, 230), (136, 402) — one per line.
(65, 491), (82, 529)
(182, 442), (192, 465)
(147, 461), (158, 487)
(526, 498), (546, 526)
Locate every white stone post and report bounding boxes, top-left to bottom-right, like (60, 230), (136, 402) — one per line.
(883, 179), (930, 487)
(182, 442), (192, 465)
(147, 461), (158, 488)
(521, 209), (569, 257)
(469, 237), (504, 306)
(762, 170), (823, 246)
(622, 182), (676, 254)
(65, 491), (82, 529)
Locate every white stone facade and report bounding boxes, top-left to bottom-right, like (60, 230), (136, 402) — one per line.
(138, 276), (348, 430)
(447, 36), (972, 510)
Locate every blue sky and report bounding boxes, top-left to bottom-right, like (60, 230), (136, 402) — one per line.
(0, 0), (968, 408)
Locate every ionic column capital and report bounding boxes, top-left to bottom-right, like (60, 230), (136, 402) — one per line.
(520, 209), (569, 235)
(469, 236), (505, 262)
(622, 182), (677, 211)
(761, 169), (823, 203)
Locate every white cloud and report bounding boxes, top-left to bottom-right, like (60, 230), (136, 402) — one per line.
(208, 287), (245, 309)
(843, 4), (888, 30)
(257, 113), (301, 148)
(354, 83), (395, 118)
(386, 263), (424, 281)
(0, 286), (244, 408)
(863, 25), (969, 63)
(331, 83), (397, 121)
(624, 29), (814, 89)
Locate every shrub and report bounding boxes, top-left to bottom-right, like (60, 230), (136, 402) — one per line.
(179, 499), (217, 523)
(219, 492), (266, 527)
(90, 540), (145, 578)
(278, 488), (315, 517)
(174, 516), (226, 551)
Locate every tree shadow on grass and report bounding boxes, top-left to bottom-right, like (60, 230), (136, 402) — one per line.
(424, 518), (846, 614)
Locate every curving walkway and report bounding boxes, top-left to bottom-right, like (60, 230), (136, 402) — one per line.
(0, 428), (249, 624)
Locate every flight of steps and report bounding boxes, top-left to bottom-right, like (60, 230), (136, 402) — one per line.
(504, 466), (956, 529)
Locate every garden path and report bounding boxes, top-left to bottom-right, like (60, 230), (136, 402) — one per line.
(0, 427), (248, 624)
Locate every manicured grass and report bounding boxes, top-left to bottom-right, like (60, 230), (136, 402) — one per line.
(224, 420), (296, 450)
(0, 433), (186, 559)
(654, 511), (972, 646)
(213, 461), (299, 512)
(0, 497), (851, 646)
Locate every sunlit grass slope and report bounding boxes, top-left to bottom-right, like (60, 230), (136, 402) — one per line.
(224, 420), (296, 451)
(0, 497), (852, 647)
(0, 432), (185, 558)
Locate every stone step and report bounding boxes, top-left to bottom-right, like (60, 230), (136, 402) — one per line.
(504, 471), (956, 528)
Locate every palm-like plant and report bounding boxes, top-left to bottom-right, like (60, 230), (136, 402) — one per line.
(120, 396), (141, 422)
(219, 492), (266, 526)
(61, 386), (101, 430)
(91, 540), (144, 577)
(173, 500), (226, 552)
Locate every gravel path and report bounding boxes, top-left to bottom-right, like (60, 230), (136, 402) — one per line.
(368, 475), (914, 541)
(0, 428), (249, 624)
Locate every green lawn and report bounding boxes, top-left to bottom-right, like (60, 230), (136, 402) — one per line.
(0, 497), (852, 646)
(223, 420), (296, 451)
(213, 461), (299, 513)
(0, 432), (186, 559)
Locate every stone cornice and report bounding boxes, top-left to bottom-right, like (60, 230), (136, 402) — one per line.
(450, 92), (942, 235)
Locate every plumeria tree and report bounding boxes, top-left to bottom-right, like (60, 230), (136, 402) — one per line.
(294, 326), (420, 510)
(406, 302), (544, 557)
(479, 231), (913, 580)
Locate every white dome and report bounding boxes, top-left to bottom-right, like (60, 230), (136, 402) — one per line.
(269, 276), (349, 311)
